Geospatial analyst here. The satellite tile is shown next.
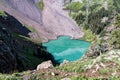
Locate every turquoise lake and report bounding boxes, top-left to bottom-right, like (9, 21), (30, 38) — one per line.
(42, 36), (91, 63)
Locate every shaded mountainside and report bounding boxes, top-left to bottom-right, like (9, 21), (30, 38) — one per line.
(0, 0), (84, 74)
(0, 12), (56, 73)
(0, 0), (83, 42)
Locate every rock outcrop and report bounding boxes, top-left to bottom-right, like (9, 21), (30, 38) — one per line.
(37, 60), (53, 70)
(0, 0), (84, 42)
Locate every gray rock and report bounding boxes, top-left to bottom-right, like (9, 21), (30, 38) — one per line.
(36, 60), (53, 70)
(61, 77), (71, 80)
(23, 75), (30, 80)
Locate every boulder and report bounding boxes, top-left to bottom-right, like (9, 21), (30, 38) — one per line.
(36, 60), (53, 70)
(61, 77), (71, 80)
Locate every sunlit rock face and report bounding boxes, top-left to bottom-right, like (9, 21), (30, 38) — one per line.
(73, 0), (83, 3)
(0, 0), (84, 42)
(4, 0), (43, 24)
(42, 0), (84, 39)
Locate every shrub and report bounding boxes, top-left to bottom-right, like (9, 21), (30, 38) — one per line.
(66, 2), (84, 12)
(82, 29), (96, 42)
(110, 29), (120, 49)
(99, 68), (110, 74)
(37, 0), (44, 10)
(0, 10), (7, 17)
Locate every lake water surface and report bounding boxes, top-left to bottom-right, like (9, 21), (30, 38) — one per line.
(42, 36), (91, 63)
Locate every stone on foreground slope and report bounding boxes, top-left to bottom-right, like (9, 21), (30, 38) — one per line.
(0, 0), (84, 42)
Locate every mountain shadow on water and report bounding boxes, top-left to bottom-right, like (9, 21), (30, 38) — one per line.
(34, 46), (60, 65)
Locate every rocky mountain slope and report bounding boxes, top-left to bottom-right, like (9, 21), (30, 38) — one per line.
(0, 11), (55, 73)
(0, 0), (83, 42)
(0, 0), (84, 74)
(0, 0), (120, 79)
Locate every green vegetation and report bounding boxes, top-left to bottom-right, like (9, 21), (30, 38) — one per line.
(23, 46), (44, 68)
(100, 57), (107, 62)
(0, 0), (120, 79)
(20, 24), (44, 43)
(110, 29), (120, 49)
(113, 0), (120, 12)
(71, 76), (87, 80)
(23, 24), (36, 32)
(67, 0), (120, 50)
(0, 71), (30, 80)
(67, 0), (113, 34)
(99, 68), (110, 74)
(82, 29), (95, 42)
(12, 33), (43, 68)
(0, 49), (120, 79)
(115, 14), (120, 28)
(0, 10), (7, 17)
(56, 59), (93, 73)
(66, 2), (84, 12)
(12, 32), (30, 41)
(37, 0), (44, 10)
(110, 13), (120, 49)
(56, 49), (120, 78)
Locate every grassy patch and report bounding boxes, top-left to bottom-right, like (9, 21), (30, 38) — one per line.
(99, 68), (111, 75)
(81, 29), (96, 42)
(0, 71), (30, 80)
(56, 58), (92, 73)
(100, 57), (107, 62)
(71, 76), (87, 80)
(0, 10), (7, 17)
(113, 59), (120, 66)
(109, 76), (120, 80)
(37, 0), (44, 10)
(110, 29), (120, 49)
(12, 32), (30, 41)
(23, 24), (36, 32)
(66, 2), (84, 12)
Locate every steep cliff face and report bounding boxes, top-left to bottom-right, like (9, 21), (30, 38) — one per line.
(0, 12), (54, 73)
(0, 21), (25, 73)
(0, 0), (83, 42)
(4, 0), (43, 24)
(42, 0), (83, 39)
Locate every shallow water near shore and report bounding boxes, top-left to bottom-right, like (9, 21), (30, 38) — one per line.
(42, 36), (91, 63)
